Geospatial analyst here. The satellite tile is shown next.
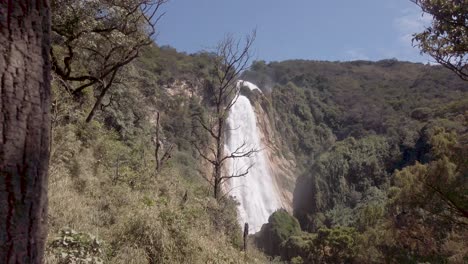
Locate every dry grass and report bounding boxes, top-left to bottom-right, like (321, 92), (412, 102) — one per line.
(45, 123), (272, 264)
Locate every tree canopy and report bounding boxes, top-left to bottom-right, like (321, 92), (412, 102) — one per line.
(412, 0), (468, 80)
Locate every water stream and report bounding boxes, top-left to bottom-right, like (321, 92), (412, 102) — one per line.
(225, 81), (282, 233)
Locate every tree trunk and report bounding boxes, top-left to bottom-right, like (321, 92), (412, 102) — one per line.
(85, 69), (118, 123)
(213, 117), (224, 200)
(214, 177), (220, 200)
(243, 223), (249, 252)
(0, 1), (51, 263)
(85, 84), (109, 122)
(155, 112), (161, 173)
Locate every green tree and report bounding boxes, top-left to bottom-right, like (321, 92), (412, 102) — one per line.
(311, 227), (358, 264)
(255, 209), (301, 256)
(388, 127), (467, 260)
(392, 127), (467, 222)
(412, 0), (468, 80)
(50, 0), (167, 122)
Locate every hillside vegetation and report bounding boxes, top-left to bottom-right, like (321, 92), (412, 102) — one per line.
(47, 37), (467, 263)
(47, 43), (468, 263)
(244, 59), (467, 263)
(2, 0), (466, 263)
(46, 45), (270, 263)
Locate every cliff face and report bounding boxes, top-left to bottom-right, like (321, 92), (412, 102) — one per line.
(248, 91), (297, 213)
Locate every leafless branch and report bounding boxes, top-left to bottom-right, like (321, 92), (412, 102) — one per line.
(220, 163), (254, 182)
(192, 30), (257, 200)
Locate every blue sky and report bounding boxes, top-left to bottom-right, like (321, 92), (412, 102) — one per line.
(156, 0), (433, 63)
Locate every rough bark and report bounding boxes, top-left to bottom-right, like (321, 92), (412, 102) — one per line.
(0, 1), (51, 263)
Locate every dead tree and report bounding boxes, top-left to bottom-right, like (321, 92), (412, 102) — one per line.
(154, 112), (174, 174)
(194, 31), (258, 200)
(50, 0), (167, 122)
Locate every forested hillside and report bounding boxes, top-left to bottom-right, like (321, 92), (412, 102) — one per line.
(245, 60), (467, 263)
(46, 40), (468, 263)
(46, 43), (272, 262)
(1, 0), (467, 263)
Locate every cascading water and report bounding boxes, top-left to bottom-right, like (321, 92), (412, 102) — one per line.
(225, 81), (282, 233)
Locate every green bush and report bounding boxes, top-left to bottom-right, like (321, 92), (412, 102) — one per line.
(255, 209), (301, 256)
(311, 227), (358, 264)
(49, 228), (103, 264)
(280, 232), (316, 261)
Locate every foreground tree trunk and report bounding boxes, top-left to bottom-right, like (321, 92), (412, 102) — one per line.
(0, 1), (51, 263)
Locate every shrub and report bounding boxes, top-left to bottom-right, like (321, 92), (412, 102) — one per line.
(255, 209), (301, 256)
(48, 228), (104, 264)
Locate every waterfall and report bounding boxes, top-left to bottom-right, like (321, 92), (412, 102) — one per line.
(225, 81), (282, 233)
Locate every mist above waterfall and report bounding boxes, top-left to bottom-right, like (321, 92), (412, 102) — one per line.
(237, 80), (261, 92)
(226, 90), (282, 233)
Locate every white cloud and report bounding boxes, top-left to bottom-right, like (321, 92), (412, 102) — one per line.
(394, 9), (432, 45)
(372, 8), (435, 62)
(342, 8), (435, 63)
(345, 48), (370, 61)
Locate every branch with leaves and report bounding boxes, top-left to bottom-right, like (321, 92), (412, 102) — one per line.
(411, 0), (468, 80)
(50, 0), (168, 121)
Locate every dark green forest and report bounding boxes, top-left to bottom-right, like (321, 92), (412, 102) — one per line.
(245, 59), (467, 263)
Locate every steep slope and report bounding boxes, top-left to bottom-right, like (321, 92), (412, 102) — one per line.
(46, 45), (272, 263)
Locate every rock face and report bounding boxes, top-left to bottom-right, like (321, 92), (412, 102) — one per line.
(252, 95), (296, 212)
(165, 79), (201, 99)
(240, 80), (297, 211)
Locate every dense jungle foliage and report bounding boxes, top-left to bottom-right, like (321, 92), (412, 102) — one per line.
(244, 59), (467, 263)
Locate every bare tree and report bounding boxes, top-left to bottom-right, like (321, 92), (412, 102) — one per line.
(50, 0), (167, 122)
(153, 112), (174, 174)
(194, 31), (258, 200)
(0, 1), (51, 262)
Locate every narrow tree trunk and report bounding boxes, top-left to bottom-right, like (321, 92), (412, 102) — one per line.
(214, 177), (220, 200)
(85, 85), (109, 122)
(213, 117), (224, 200)
(85, 69), (117, 123)
(0, 1), (51, 263)
(155, 112), (161, 173)
(243, 223), (249, 252)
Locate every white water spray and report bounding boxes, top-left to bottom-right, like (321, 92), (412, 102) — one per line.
(226, 81), (282, 233)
